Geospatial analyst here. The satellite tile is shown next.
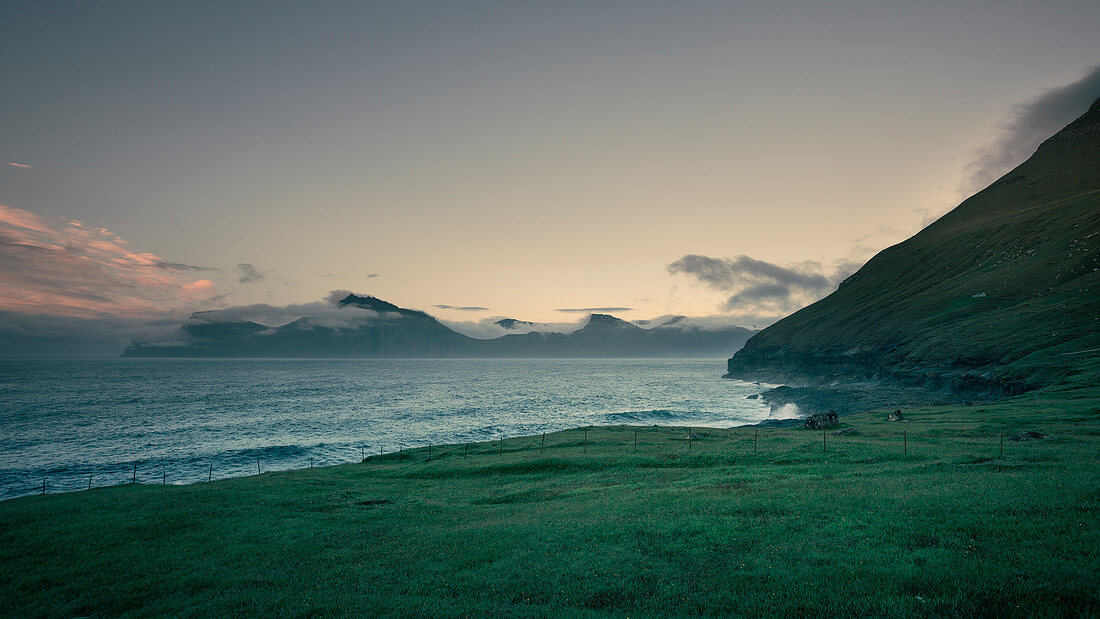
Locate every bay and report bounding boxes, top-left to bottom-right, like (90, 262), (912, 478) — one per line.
(0, 358), (792, 500)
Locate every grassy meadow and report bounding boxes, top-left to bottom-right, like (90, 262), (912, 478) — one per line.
(1, 383), (1097, 617)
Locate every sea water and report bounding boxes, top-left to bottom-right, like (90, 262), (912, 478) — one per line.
(0, 358), (791, 500)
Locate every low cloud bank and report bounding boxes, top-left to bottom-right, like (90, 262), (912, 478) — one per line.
(444, 312), (755, 340)
(2, 289), (762, 354)
(0, 291), (394, 356)
(638, 314), (755, 332)
(440, 317), (586, 339)
(0, 311), (184, 357)
(186, 297), (386, 329)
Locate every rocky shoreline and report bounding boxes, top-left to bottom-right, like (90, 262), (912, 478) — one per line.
(742, 378), (1002, 427)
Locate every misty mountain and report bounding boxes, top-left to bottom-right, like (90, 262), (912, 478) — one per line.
(122, 294), (755, 358)
(725, 97), (1100, 397)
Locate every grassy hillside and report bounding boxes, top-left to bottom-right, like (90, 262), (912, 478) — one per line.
(2, 381), (1097, 616)
(727, 98), (1100, 393)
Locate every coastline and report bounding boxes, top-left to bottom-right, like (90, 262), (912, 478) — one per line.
(2, 382), (1096, 615)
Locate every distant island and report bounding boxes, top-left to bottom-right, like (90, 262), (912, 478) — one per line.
(121, 294), (755, 358)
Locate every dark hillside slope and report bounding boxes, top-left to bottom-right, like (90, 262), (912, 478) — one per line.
(727, 98), (1100, 395)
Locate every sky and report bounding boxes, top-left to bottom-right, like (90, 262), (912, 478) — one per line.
(2, 1), (1099, 351)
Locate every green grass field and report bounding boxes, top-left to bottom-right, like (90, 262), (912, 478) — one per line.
(2, 383), (1097, 617)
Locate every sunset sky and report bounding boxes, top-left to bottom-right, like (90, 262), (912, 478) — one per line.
(2, 1), (1099, 347)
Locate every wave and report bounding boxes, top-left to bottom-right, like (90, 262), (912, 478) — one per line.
(219, 443), (319, 461)
(769, 403), (801, 419)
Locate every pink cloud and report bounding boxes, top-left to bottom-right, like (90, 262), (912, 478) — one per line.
(0, 203), (220, 318)
(6, 162), (32, 168)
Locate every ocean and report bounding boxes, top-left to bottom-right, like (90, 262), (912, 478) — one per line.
(0, 357), (791, 500)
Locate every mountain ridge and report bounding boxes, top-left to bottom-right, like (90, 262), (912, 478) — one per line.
(122, 295), (756, 358)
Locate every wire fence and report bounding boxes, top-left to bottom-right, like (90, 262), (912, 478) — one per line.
(28, 424), (1037, 498)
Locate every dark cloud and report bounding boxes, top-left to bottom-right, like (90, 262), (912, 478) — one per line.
(433, 304), (489, 311)
(555, 307), (632, 313)
(667, 255), (829, 291)
(964, 65), (1100, 192)
(319, 272), (379, 279)
(234, 263), (264, 284)
(668, 254), (859, 314)
(156, 261), (215, 272)
(233, 262), (288, 285)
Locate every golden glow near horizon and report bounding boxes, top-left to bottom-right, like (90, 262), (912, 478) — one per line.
(2, 2), (1099, 335)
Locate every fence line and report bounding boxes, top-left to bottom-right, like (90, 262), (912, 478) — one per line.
(26, 424), (1032, 498)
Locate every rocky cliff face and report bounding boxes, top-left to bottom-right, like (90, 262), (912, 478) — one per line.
(726, 98), (1100, 396)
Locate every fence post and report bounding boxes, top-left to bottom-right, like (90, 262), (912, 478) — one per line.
(465, 443), (468, 459)
(256, 458), (260, 475)
(428, 444), (432, 459)
(754, 429), (758, 453)
(634, 429), (638, 453)
(823, 427), (826, 453)
(209, 463), (212, 482)
(163, 471), (166, 485)
(689, 428), (693, 451)
(584, 428), (588, 454)
(132, 462), (137, 483)
(541, 433), (545, 453)
(310, 457), (314, 469)
(88, 474), (92, 490)
(904, 431), (907, 455)
(499, 436), (503, 456)
(41, 478), (46, 495)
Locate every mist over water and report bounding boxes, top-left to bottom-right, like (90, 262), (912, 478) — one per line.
(0, 358), (793, 500)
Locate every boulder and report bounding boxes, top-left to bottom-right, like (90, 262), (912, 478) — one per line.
(832, 427), (861, 437)
(1009, 431), (1051, 442)
(804, 410), (839, 430)
(888, 410), (905, 421)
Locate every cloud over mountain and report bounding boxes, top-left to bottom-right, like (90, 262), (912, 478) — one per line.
(188, 299), (383, 329)
(964, 65), (1100, 192)
(440, 317), (586, 339)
